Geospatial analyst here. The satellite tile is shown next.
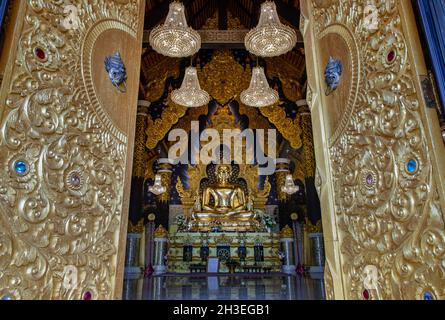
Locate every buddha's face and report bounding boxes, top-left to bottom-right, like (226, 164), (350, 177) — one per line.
(216, 165), (231, 184)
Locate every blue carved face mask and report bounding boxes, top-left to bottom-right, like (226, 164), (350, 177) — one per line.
(104, 52), (127, 93)
(325, 56), (343, 96)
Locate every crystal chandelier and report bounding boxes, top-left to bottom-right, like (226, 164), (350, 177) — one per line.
(281, 174), (299, 195)
(240, 66), (278, 107)
(148, 174), (167, 195)
(245, 1), (297, 57)
(149, 2), (201, 58)
(171, 66), (210, 107)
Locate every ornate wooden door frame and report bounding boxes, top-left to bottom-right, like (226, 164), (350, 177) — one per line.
(0, 1), (145, 300)
(301, 0), (445, 299)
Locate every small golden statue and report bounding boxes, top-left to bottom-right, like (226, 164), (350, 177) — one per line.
(191, 164), (259, 232)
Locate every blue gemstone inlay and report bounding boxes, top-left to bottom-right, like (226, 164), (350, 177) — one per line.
(1, 295), (14, 301)
(424, 292), (434, 300)
(14, 161), (28, 174)
(406, 159), (417, 173)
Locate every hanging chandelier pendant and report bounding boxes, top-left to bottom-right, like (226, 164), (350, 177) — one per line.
(245, 1), (297, 57)
(171, 66), (210, 107)
(281, 174), (299, 195)
(148, 174), (167, 195)
(149, 2), (201, 58)
(240, 66), (279, 107)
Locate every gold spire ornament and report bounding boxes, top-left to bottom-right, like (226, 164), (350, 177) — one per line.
(240, 66), (278, 107)
(149, 2), (201, 58)
(171, 66), (210, 107)
(244, 1), (297, 57)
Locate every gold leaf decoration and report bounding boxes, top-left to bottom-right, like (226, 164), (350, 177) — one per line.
(0, 0), (141, 300)
(259, 102), (303, 150)
(198, 50), (250, 106)
(145, 96), (187, 150)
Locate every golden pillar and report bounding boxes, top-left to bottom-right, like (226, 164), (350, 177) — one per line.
(132, 101), (150, 178)
(157, 158), (173, 203)
(299, 104), (316, 178)
(129, 100), (150, 225)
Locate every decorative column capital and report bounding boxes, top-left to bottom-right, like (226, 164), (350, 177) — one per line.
(128, 218), (145, 233)
(304, 217), (323, 233)
(154, 224), (168, 239)
(300, 110), (316, 177)
(280, 225), (294, 239)
(132, 101), (150, 178)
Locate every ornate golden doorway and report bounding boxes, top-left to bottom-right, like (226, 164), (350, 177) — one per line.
(302, 1), (445, 299)
(2, 0), (445, 301)
(0, 1), (145, 299)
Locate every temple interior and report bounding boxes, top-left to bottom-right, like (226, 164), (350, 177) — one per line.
(123, 0), (325, 300)
(1, 0), (444, 302)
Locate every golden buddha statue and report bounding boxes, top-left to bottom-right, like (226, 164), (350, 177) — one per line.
(191, 164), (259, 232)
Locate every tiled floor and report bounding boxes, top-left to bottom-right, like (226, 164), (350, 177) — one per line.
(123, 273), (326, 300)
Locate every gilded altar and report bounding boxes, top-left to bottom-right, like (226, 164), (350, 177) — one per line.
(168, 232), (281, 273)
(166, 106), (280, 272)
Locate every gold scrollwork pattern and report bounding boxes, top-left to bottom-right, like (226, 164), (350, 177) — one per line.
(0, 0), (141, 300)
(143, 50), (306, 151)
(146, 96), (187, 150)
(312, 0), (445, 299)
(198, 50), (251, 106)
(133, 111), (148, 178)
(300, 112), (316, 177)
(259, 102), (303, 150)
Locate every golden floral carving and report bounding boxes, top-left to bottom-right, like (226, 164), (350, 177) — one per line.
(304, 218), (322, 233)
(259, 102), (302, 150)
(310, 0), (445, 300)
(227, 12), (245, 30)
(202, 10), (246, 30)
(145, 50), (305, 151)
(145, 96), (187, 150)
(133, 112), (148, 178)
(198, 50), (250, 106)
(0, 0), (142, 300)
(238, 103), (272, 130)
(128, 219), (145, 234)
(172, 105), (208, 134)
(300, 112), (316, 177)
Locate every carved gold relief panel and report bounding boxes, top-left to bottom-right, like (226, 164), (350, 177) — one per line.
(0, 0), (145, 299)
(303, 0), (445, 299)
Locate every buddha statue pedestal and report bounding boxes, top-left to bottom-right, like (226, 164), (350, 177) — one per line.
(167, 232), (281, 273)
